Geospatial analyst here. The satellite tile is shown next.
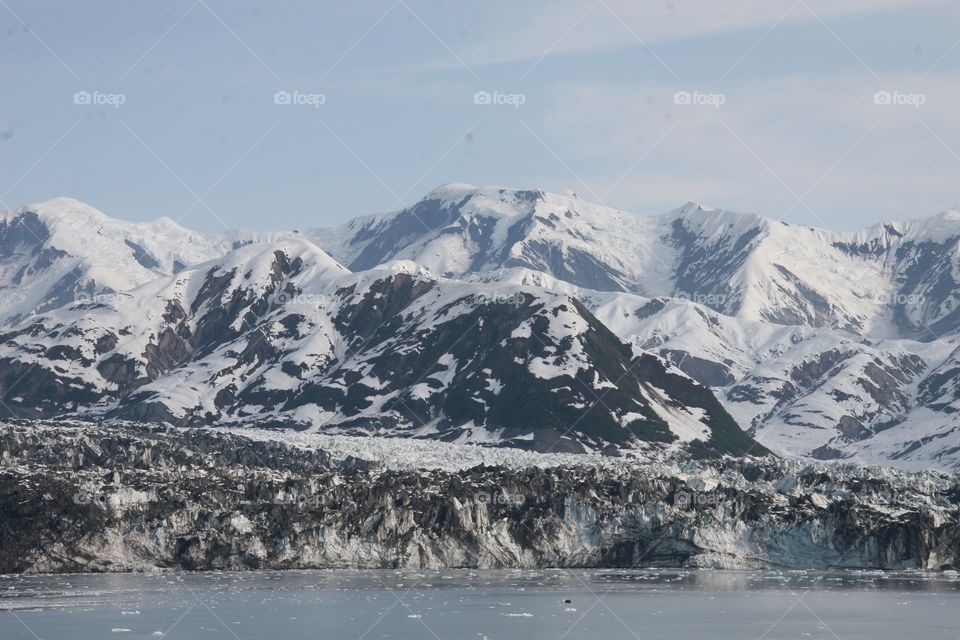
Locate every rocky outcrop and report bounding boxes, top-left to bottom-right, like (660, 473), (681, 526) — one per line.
(0, 244), (765, 458)
(1, 422), (957, 573)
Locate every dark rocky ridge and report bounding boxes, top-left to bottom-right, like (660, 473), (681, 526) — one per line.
(0, 254), (765, 457)
(1, 422), (957, 573)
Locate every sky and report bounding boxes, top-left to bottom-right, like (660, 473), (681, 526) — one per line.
(2, 0), (960, 232)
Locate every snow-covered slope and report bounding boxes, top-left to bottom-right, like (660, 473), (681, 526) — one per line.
(0, 198), (233, 324)
(3, 186), (960, 470)
(308, 184), (960, 341)
(458, 267), (960, 470)
(0, 240), (759, 457)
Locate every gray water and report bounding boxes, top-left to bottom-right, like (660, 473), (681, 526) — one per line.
(2, 569), (959, 639)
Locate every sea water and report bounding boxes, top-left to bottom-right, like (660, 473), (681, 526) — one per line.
(2, 569), (958, 639)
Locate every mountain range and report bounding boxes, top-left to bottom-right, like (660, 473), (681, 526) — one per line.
(2, 185), (959, 469)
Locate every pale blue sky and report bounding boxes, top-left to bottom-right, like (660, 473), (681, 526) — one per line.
(2, 0), (959, 231)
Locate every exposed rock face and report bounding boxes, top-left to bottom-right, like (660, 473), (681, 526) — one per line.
(1, 423), (957, 573)
(0, 242), (762, 458)
(5, 189), (960, 468)
(314, 186), (960, 341)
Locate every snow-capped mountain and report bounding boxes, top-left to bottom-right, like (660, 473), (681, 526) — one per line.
(309, 184), (960, 340)
(599, 293), (960, 470)
(0, 239), (758, 457)
(0, 198), (235, 325)
(2, 185), (960, 469)
(457, 267), (960, 470)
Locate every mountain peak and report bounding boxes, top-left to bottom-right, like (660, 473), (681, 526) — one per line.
(0, 196), (240, 325)
(678, 201), (709, 213)
(421, 183), (551, 209)
(13, 196), (111, 223)
(849, 205), (960, 246)
(424, 182), (479, 199)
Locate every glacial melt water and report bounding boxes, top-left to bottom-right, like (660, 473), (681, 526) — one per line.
(2, 569), (959, 639)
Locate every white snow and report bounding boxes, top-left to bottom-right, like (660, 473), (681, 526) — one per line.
(5, 186), (960, 470)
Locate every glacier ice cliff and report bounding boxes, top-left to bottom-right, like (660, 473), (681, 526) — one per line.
(1, 422), (958, 573)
